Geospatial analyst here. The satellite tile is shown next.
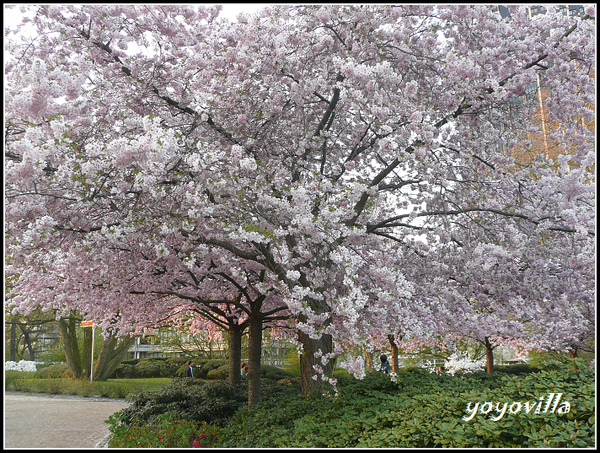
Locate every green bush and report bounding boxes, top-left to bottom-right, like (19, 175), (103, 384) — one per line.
(34, 363), (72, 379)
(113, 363), (137, 378)
(108, 378), (303, 448)
(195, 359), (228, 379)
(260, 364), (295, 380)
(117, 358), (229, 379)
(5, 370), (35, 391)
(205, 363), (294, 381)
(112, 358), (189, 379)
(114, 379), (248, 428)
(5, 370), (36, 381)
(134, 359), (168, 378)
(220, 359), (595, 448)
(494, 363), (540, 375)
(106, 360), (594, 448)
(206, 364), (229, 380)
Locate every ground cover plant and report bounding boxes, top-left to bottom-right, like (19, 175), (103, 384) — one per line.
(107, 359), (594, 448)
(106, 413), (225, 448)
(6, 4), (595, 409)
(223, 359), (595, 448)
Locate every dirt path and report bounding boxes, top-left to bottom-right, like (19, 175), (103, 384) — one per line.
(4, 392), (129, 449)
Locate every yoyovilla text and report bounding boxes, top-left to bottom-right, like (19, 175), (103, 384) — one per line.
(463, 393), (571, 421)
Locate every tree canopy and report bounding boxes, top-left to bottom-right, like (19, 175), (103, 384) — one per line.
(5, 5), (595, 393)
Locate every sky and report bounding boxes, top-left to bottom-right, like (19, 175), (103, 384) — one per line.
(3, 3), (270, 28)
(218, 3), (269, 19)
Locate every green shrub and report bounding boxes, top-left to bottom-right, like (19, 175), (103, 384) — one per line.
(5, 370), (36, 381)
(34, 363), (72, 379)
(204, 363), (294, 381)
(171, 359), (228, 379)
(113, 363), (137, 378)
(5, 370), (35, 391)
(206, 364), (229, 380)
(114, 358), (229, 379)
(281, 360), (301, 377)
(106, 360), (594, 448)
(112, 358), (189, 379)
(259, 377), (302, 400)
(4, 374), (171, 397)
(196, 359), (228, 378)
(114, 379), (248, 428)
(260, 364), (295, 380)
(134, 359), (167, 378)
(494, 363), (540, 375)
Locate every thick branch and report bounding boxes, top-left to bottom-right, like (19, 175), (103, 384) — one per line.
(179, 228), (264, 262)
(314, 74), (345, 138)
(370, 207), (593, 237)
(76, 30), (239, 145)
(347, 14), (593, 227)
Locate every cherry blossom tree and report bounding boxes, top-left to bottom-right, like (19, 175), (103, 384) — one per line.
(5, 5), (595, 396)
(161, 265), (291, 405)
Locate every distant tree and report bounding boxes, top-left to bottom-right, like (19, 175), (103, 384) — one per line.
(5, 308), (59, 362)
(58, 314), (135, 381)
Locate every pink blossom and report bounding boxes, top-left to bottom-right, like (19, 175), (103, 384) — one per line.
(4, 4), (594, 395)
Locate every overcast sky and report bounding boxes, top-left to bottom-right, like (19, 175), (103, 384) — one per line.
(3, 3), (270, 27)
(218, 3), (269, 19)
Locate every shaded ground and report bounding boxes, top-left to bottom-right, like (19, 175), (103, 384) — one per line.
(4, 392), (129, 449)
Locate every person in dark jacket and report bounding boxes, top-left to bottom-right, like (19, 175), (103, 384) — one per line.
(379, 354), (392, 373)
(185, 360), (194, 378)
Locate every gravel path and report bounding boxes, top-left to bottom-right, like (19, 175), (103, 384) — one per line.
(4, 392), (129, 449)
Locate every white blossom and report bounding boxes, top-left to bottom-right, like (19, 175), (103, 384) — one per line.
(5, 360), (38, 372)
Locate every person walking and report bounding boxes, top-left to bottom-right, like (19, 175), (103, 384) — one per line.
(185, 360), (194, 378)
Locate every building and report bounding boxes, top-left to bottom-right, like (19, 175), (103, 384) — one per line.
(492, 5), (592, 166)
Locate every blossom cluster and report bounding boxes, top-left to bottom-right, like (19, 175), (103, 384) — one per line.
(5, 360), (38, 372)
(442, 352), (484, 376)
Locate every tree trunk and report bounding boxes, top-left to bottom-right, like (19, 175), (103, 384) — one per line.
(484, 337), (494, 375)
(81, 327), (93, 379)
(569, 347), (578, 359)
(298, 326), (333, 396)
(247, 310), (264, 408)
(388, 335), (399, 373)
(19, 324), (35, 360)
(94, 334), (136, 381)
(59, 318), (84, 378)
(228, 326), (243, 386)
(10, 322), (17, 362)
(364, 348), (371, 371)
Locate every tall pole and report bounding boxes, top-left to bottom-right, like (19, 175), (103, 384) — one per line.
(90, 324), (95, 382)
